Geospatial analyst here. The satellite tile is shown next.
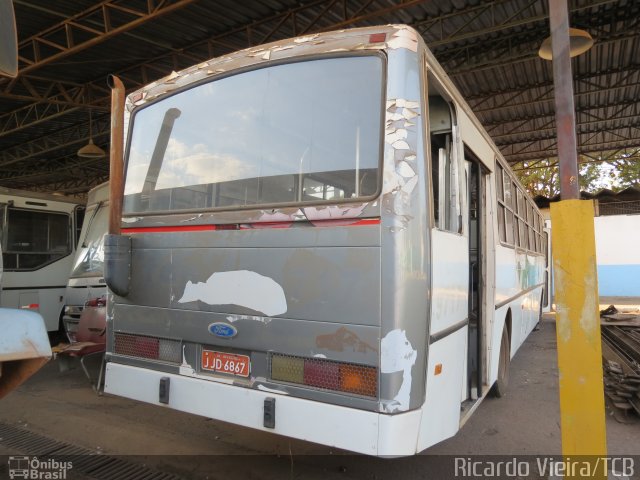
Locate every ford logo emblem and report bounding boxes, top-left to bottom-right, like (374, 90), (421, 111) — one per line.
(208, 322), (237, 339)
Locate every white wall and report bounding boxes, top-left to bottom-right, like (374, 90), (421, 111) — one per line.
(594, 215), (640, 297)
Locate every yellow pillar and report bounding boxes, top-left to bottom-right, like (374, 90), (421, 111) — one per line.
(551, 199), (607, 473)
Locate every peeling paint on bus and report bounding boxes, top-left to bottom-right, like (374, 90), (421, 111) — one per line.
(381, 97), (421, 233)
(178, 270), (287, 317)
(380, 329), (417, 412)
(226, 314), (272, 325)
(387, 26), (419, 52)
(179, 345), (195, 376)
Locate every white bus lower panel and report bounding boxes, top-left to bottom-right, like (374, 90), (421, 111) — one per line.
(104, 362), (422, 457)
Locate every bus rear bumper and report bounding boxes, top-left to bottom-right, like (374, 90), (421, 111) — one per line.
(104, 362), (422, 457)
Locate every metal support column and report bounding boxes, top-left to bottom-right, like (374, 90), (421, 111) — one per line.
(547, 0), (607, 472)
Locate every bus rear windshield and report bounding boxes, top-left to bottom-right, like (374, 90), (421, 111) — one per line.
(123, 55), (384, 214)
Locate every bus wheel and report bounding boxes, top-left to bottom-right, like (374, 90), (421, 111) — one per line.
(492, 327), (510, 398)
(48, 315), (66, 346)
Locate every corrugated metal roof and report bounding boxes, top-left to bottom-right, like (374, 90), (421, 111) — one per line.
(1, 0), (638, 195)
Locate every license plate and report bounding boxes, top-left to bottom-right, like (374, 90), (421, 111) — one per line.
(201, 350), (250, 377)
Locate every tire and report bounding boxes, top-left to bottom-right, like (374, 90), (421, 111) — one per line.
(48, 314), (66, 346)
(491, 327), (510, 398)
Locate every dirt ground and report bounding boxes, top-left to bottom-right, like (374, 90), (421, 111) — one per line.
(1, 314), (638, 479)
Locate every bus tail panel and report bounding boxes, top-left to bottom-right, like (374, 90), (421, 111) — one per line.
(104, 361), (423, 456)
(107, 233), (384, 411)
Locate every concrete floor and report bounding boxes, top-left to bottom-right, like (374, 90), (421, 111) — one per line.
(1, 314), (638, 479)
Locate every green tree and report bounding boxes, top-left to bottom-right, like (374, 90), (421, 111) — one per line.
(610, 157), (640, 188)
(578, 162), (608, 192)
(514, 160), (559, 197)
(514, 154), (640, 197)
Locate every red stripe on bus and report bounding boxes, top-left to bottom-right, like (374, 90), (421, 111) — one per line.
(347, 218), (380, 226)
(121, 225), (217, 233)
(121, 217), (380, 234)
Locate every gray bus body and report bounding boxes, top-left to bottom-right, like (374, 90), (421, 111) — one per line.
(104, 25), (545, 456)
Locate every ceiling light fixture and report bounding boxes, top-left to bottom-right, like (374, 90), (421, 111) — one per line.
(77, 110), (106, 158)
(538, 27), (594, 60)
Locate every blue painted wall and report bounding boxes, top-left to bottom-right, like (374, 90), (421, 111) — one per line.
(597, 265), (640, 297)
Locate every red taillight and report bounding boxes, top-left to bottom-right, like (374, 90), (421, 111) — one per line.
(303, 359), (341, 391)
(271, 354), (378, 397)
(113, 333), (182, 363)
(135, 336), (159, 359)
(369, 33), (386, 44)
(114, 333), (159, 360)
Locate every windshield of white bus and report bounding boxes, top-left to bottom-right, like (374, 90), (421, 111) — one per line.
(2, 207), (71, 271)
(123, 55), (384, 214)
(70, 201), (108, 278)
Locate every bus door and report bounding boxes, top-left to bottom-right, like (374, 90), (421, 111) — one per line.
(427, 75), (471, 413)
(465, 151), (486, 401)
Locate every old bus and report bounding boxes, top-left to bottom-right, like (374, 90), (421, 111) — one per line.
(63, 182), (109, 341)
(0, 188), (83, 333)
(103, 25), (546, 456)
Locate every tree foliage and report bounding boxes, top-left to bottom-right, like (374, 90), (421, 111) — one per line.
(515, 160), (559, 197)
(514, 154), (640, 198)
(610, 157), (640, 187)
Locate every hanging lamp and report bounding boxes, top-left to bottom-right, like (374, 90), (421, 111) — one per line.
(538, 27), (594, 60)
(77, 110), (106, 158)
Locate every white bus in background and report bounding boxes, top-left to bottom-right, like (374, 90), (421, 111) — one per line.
(63, 182), (109, 341)
(0, 223), (52, 399)
(0, 187), (83, 334)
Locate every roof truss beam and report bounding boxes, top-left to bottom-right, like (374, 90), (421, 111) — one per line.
(0, 0), (427, 137)
(502, 138), (640, 162)
(467, 64), (640, 110)
(0, 115), (110, 167)
(14, 0), (198, 75)
(416, 0), (618, 48)
(511, 148), (640, 172)
(445, 19), (639, 76)
(487, 97), (640, 138)
(2, 172), (109, 196)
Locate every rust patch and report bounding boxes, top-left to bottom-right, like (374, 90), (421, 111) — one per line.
(316, 327), (377, 353)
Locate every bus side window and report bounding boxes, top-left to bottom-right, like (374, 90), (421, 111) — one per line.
(428, 79), (460, 233)
(74, 205), (85, 247)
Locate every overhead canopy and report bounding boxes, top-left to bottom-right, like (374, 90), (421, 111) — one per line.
(1, 0), (638, 195)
